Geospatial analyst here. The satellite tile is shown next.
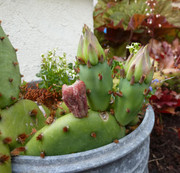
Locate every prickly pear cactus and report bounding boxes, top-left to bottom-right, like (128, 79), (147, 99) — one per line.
(0, 21), (21, 108)
(0, 136), (11, 173)
(77, 25), (113, 111)
(0, 99), (47, 150)
(114, 46), (154, 126)
(24, 110), (125, 156)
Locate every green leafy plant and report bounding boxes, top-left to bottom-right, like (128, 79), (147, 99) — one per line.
(36, 49), (78, 91)
(126, 42), (141, 54)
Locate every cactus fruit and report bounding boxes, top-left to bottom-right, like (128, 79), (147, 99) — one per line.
(0, 137), (11, 173)
(114, 45), (154, 126)
(62, 80), (88, 118)
(0, 21), (21, 108)
(0, 99), (47, 150)
(24, 110), (125, 156)
(77, 25), (112, 111)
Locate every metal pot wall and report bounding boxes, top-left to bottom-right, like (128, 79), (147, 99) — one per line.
(12, 106), (154, 173)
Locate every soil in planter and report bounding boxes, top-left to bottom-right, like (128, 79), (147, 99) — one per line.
(149, 112), (180, 173)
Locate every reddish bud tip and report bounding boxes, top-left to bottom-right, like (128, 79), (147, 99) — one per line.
(144, 89), (150, 96)
(74, 67), (80, 73)
(120, 69), (126, 78)
(108, 58), (113, 66)
(130, 76), (135, 85)
(139, 75), (146, 84)
(98, 55), (104, 63)
(77, 57), (86, 65)
(0, 93), (2, 97)
(15, 48), (18, 52)
(87, 60), (92, 68)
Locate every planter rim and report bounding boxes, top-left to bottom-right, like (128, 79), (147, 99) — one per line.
(12, 105), (154, 173)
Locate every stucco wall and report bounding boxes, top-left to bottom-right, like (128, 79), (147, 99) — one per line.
(0, 0), (93, 81)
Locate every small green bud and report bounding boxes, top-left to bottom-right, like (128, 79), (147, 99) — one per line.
(77, 24), (106, 66)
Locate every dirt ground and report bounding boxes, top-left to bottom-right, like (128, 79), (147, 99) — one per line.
(149, 112), (180, 173)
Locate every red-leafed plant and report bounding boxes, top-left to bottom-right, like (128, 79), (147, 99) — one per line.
(94, 0), (180, 57)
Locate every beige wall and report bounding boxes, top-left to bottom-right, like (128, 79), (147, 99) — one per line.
(0, 0), (93, 81)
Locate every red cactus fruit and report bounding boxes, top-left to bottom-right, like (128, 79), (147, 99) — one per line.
(62, 80), (88, 118)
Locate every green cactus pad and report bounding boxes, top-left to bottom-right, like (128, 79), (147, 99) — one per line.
(0, 99), (47, 150)
(79, 62), (113, 111)
(24, 110), (125, 156)
(0, 137), (11, 173)
(0, 23), (21, 109)
(114, 78), (149, 126)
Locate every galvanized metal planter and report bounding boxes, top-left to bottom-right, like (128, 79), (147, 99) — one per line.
(12, 106), (154, 173)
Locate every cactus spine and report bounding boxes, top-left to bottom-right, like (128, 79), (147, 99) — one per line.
(114, 46), (154, 126)
(77, 25), (112, 111)
(0, 21), (21, 108)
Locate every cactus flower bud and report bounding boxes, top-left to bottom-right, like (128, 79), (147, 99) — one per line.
(125, 45), (154, 83)
(77, 24), (105, 66)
